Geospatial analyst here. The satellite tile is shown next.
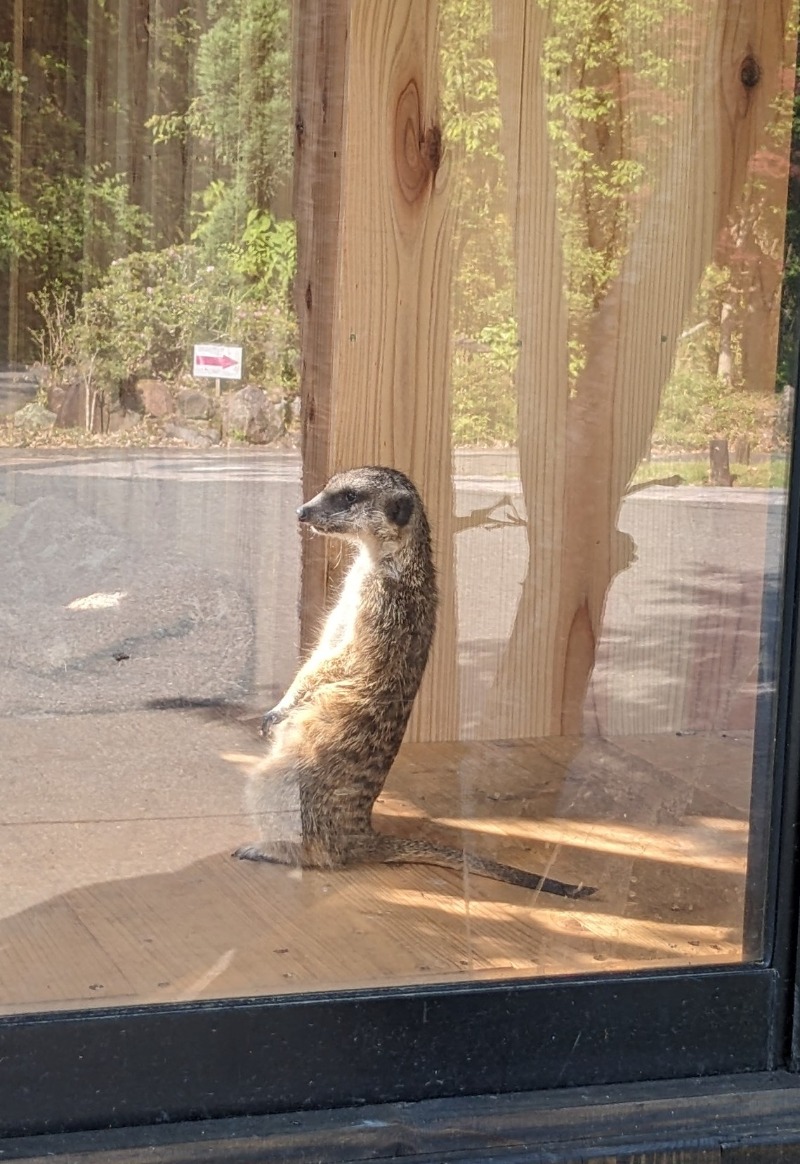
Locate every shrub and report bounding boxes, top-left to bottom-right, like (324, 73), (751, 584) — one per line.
(652, 367), (780, 454)
(35, 243), (297, 410)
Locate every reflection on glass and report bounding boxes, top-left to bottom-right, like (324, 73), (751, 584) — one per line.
(0, 0), (797, 1013)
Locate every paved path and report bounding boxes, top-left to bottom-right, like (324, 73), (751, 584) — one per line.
(0, 448), (785, 731)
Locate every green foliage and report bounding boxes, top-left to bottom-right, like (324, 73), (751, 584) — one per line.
(0, 169), (150, 293)
(234, 208), (296, 291)
(0, 42), (19, 92)
(651, 367), (780, 454)
(148, 0), (292, 246)
(440, 0), (518, 446)
(631, 458), (788, 489)
(0, 17), (150, 310)
(8, 0), (792, 462)
(75, 247), (231, 385)
(36, 244), (297, 402)
(192, 187), (296, 305)
(28, 284), (78, 383)
(540, 0), (690, 384)
(0, 31), (86, 299)
(451, 348), (517, 445)
(4, 0), (297, 414)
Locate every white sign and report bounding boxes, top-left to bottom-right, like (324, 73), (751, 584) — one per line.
(192, 343), (243, 381)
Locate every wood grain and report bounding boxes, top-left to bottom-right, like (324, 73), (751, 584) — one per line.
(295, 0), (460, 739)
(11, 1072), (800, 1161)
(0, 732), (750, 1015)
(484, 0), (795, 740)
(292, 0), (349, 651)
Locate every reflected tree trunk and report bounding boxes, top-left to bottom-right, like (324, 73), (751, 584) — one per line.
(484, 0), (795, 740)
(8, 0), (24, 363)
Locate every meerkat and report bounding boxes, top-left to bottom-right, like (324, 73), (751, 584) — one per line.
(235, 465), (594, 900)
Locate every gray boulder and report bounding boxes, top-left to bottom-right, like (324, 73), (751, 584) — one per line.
(222, 386), (284, 444)
(176, 387), (212, 420)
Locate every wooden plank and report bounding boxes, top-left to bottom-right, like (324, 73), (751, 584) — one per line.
(8, 1071), (800, 1162)
(292, 0), (349, 653)
(722, 1146), (800, 1164)
(0, 896), (135, 1009)
(0, 733), (751, 1014)
(295, 0), (459, 740)
(618, 733), (753, 816)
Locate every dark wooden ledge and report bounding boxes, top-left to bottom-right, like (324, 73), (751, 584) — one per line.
(3, 1071), (800, 1163)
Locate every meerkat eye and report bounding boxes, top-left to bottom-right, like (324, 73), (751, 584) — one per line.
(343, 489), (358, 505)
(386, 493), (413, 527)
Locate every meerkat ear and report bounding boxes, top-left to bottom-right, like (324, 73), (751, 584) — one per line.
(386, 492), (413, 527)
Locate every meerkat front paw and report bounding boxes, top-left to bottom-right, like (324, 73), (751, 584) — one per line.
(233, 842), (276, 862)
(259, 706), (287, 738)
(234, 841), (302, 867)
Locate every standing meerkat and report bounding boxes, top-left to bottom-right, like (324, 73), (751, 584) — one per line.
(235, 465), (594, 899)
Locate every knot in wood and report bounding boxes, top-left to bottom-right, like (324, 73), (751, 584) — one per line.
(740, 54), (761, 89)
(394, 80), (439, 203)
(422, 125), (442, 175)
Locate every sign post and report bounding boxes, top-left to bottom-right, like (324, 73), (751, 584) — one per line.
(192, 344), (244, 395)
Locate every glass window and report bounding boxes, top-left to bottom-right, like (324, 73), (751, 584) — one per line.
(1, 0), (797, 1017)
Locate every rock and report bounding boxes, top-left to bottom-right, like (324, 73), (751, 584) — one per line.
(107, 409), (142, 435)
(53, 380), (105, 431)
(12, 402), (57, 431)
(135, 379), (174, 418)
(53, 380), (84, 428)
(176, 387), (212, 420)
(0, 371), (39, 417)
(163, 421), (216, 448)
(222, 386), (284, 444)
(47, 384), (67, 415)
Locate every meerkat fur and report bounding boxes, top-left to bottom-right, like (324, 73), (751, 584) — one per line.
(235, 465), (594, 900)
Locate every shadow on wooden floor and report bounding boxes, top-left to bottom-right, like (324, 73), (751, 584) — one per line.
(0, 734), (752, 1014)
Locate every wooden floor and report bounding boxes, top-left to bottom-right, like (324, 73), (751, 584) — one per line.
(0, 716), (754, 1015)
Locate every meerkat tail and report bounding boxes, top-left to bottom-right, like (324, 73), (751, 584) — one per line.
(361, 835), (595, 899)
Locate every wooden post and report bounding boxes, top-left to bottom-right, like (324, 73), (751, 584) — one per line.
(483, 0), (795, 739)
(709, 439), (734, 486)
(292, 0), (349, 652)
(293, 0), (459, 741)
(8, 0), (24, 364)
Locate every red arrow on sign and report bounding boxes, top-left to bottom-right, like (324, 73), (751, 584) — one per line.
(196, 354), (238, 370)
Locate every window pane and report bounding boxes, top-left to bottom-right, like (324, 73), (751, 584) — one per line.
(0, 0), (797, 1013)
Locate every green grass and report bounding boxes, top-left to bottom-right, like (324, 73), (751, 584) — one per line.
(632, 459), (788, 490)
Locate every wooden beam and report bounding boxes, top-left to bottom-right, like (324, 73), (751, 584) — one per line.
(8, 0), (24, 363)
(293, 0), (459, 741)
(292, 0), (349, 652)
(8, 1072), (800, 1161)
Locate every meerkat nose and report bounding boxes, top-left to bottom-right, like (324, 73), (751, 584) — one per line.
(297, 504), (311, 522)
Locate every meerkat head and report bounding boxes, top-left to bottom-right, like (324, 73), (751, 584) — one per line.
(297, 466), (423, 550)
